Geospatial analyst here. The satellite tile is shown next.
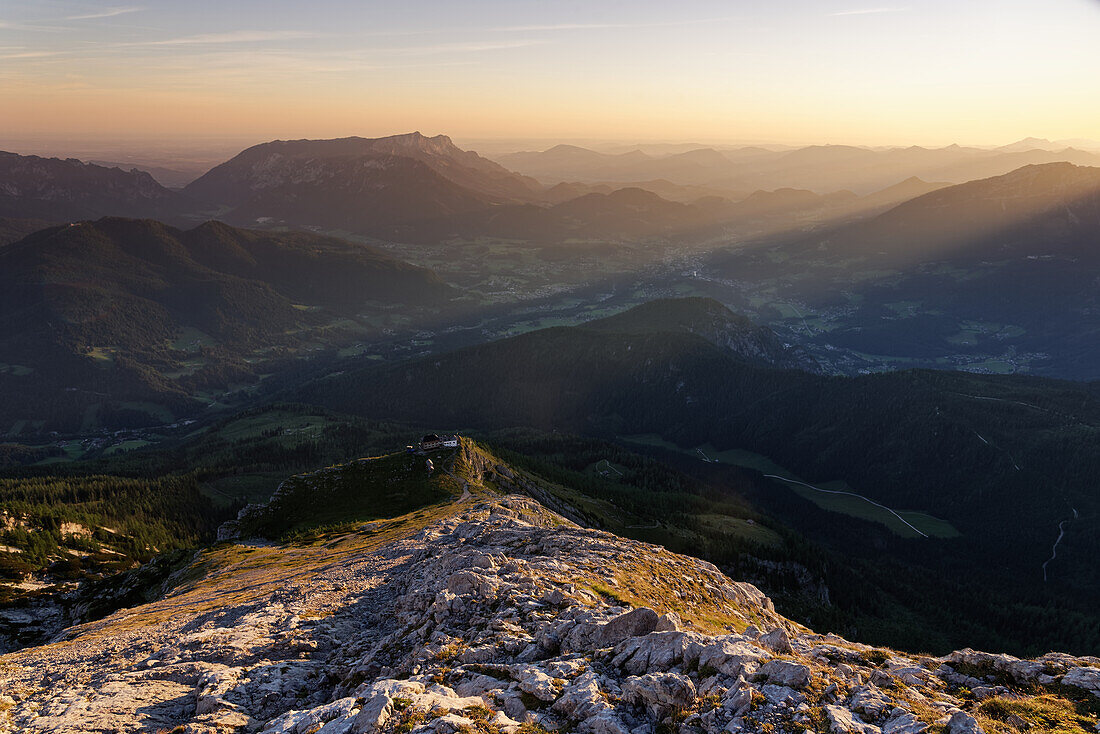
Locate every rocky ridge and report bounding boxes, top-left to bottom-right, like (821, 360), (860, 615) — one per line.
(0, 151), (188, 222)
(0, 449), (1097, 733)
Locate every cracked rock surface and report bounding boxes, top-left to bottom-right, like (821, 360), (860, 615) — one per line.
(1, 495), (1098, 734)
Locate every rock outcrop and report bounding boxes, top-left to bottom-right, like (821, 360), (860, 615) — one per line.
(0, 494), (1097, 733)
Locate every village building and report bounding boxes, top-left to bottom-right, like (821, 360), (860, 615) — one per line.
(418, 434), (459, 451)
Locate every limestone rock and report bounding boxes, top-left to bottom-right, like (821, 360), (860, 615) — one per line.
(826, 704), (883, 734)
(759, 628), (794, 655)
(758, 659), (812, 689)
(0, 492), (1088, 734)
(946, 711), (986, 734)
(1063, 666), (1100, 697)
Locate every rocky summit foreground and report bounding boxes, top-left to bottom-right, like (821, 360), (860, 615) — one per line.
(0, 487), (1098, 733)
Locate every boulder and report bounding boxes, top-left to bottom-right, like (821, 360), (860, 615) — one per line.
(595, 608), (660, 647)
(611, 631), (707, 675)
(350, 694), (392, 733)
(353, 679), (426, 700)
(432, 713), (477, 734)
(722, 683), (753, 713)
(945, 712), (985, 734)
(580, 710), (634, 734)
(1062, 666), (1100, 697)
(553, 671), (611, 720)
(851, 685), (895, 720)
(759, 628), (794, 654)
(883, 713), (928, 734)
(825, 705), (883, 734)
(655, 613), (682, 632)
(516, 666), (562, 702)
(760, 683), (803, 705)
(688, 636), (770, 678)
(194, 666), (243, 716)
(621, 671), (697, 715)
(758, 659), (812, 689)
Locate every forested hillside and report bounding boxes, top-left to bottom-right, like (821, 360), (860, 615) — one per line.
(295, 299), (1100, 653)
(0, 218), (453, 431)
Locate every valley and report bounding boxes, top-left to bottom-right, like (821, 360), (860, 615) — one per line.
(6, 4), (1100, 731)
(1, 131), (1098, 728)
(3, 138), (1098, 439)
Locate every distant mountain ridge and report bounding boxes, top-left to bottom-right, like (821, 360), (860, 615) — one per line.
(7, 135), (1089, 246)
(0, 152), (190, 222)
(183, 132), (543, 230)
(496, 141), (1100, 194)
(819, 162), (1100, 262)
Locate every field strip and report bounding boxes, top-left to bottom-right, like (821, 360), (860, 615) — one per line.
(762, 474), (930, 538)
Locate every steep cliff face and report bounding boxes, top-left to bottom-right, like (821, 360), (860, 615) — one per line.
(0, 445), (1097, 734)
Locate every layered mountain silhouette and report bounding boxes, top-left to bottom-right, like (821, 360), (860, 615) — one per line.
(382, 184), (877, 243)
(817, 162), (1100, 263)
(8, 135), (1093, 247)
(696, 162), (1100, 380)
(497, 142), (1100, 194)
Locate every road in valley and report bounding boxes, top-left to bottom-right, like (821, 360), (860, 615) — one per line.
(1042, 507), (1078, 582)
(762, 474), (930, 538)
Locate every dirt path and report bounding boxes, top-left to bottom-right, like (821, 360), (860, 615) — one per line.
(441, 451), (471, 501)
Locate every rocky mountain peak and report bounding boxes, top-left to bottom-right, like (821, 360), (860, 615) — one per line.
(375, 131), (459, 156)
(183, 132), (540, 219)
(1, 440), (1095, 733)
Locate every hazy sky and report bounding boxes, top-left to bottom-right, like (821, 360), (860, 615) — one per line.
(3, 0), (1100, 147)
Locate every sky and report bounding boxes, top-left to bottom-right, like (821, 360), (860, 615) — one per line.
(2, 0), (1100, 148)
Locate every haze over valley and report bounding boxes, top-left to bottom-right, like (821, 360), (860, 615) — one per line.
(1, 2), (1099, 733)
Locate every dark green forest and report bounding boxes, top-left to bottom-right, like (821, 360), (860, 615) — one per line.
(293, 303), (1100, 655)
(475, 430), (1100, 657)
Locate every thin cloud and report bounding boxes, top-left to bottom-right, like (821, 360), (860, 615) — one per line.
(0, 50), (62, 59)
(65, 6), (144, 21)
(496, 22), (634, 31)
(829, 8), (907, 16)
(123, 30), (319, 47)
(493, 16), (738, 32)
(382, 39), (545, 56)
(0, 19), (70, 32)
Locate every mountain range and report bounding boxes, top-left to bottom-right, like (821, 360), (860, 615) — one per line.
(718, 163), (1100, 379)
(1, 133), (1099, 402)
(0, 218), (451, 430)
(497, 142), (1100, 195)
(1, 134), (1091, 250)
(0, 151), (191, 223)
(813, 162), (1100, 263)
(183, 132), (542, 229)
(4, 101), (1100, 734)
